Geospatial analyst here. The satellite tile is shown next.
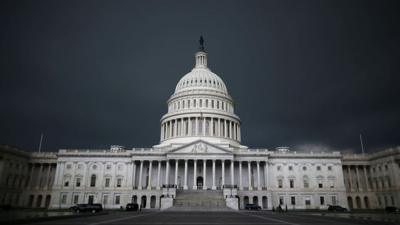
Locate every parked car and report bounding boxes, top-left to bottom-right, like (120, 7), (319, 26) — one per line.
(70, 204), (103, 213)
(126, 203), (139, 211)
(327, 205), (348, 212)
(245, 204), (261, 210)
(385, 206), (399, 213)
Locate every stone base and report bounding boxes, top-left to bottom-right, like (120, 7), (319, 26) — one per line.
(161, 197), (173, 210)
(226, 197), (238, 210)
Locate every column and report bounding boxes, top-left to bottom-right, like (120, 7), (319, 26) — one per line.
(36, 164), (43, 189)
(58, 162), (65, 188)
(188, 118), (192, 136)
(212, 160), (216, 190)
(218, 119), (221, 136)
(369, 167), (375, 190)
(126, 162), (133, 188)
(138, 160), (143, 190)
(248, 161), (253, 190)
(348, 166), (353, 190)
(175, 160), (179, 186)
(157, 160), (161, 190)
(238, 124), (241, 142)
(230, 160), (234, 185)
(193, 160), (197, 189)
(160, 123), (164, 141)
(99, 162), (106, 188)
(224, 120), (228, 138)
(210, 118), (214, 136)
(202, 118), (206, 136)
(169, 121), (172, 139)
(45, 164), (51, 189)
(264, 161), (269, 189)
(363, 166), (370, 191)
(229, 121), (233, 138)
(239, 161), (243, 190)
(173, 119), (177, 137)
(195, 117), (198, 135)
(203, 160), (207, 190)
(355, 166), (361, 191)
(221, 160), (225, 188)
(132, 161), (136, 189)
(184, 160), (188, 190)
(257, 161), (261, 190)
(28, 164), (35, 188)
(84, 162), (90, 187)
(182, 119), (186, 136)
(165, 160), (170, 185)
(147, 161), (152, 190)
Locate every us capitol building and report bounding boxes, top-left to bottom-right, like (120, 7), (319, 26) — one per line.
(0, 38), (399, 211)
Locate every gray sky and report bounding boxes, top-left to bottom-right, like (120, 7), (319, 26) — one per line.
(1, 0), (399, 153)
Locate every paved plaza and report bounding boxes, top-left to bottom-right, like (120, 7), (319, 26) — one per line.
(25, 211), (399, 225)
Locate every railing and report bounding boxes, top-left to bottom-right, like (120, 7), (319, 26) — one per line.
(162, 184), (177, 188)
(223, 184), (238, 189)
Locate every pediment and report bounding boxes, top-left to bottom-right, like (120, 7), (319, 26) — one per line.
(167, 140), (233, 155)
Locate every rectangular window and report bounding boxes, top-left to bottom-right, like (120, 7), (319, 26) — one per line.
(318, 181), (323, 188)
(117, 178), (122, 187)
(103, 195), (108, 205)
(105, 178), (110, 187)
(320, 196), (325, 205)
(289, 179), (294, 188)
(64, 181), (69, 187)
(76, 178), (81, 187)
(291, 196), (296, 205)
(115, 196), (120, 205)
(305, 199), (311, 206)
(278, 179), (283, 188)
(90, 175), (96, 187)
(73, 195), (79, 204)
(61, 194), (67, 204)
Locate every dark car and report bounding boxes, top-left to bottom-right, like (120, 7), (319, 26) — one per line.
(327, 205), (347, 212)
(126, 203), (139, 211)
(245, 204), (261, 210)
(70, 204), (103, 213)
(385, 206), (400, 213)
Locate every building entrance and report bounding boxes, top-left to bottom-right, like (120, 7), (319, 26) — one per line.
(197, 176), (203, 188)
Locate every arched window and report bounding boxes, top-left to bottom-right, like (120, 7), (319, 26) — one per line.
(90, 175), (96, 187)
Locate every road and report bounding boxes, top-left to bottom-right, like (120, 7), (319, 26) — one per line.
(27, 210), (398, 225)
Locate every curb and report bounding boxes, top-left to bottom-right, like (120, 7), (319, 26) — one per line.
(6, 211), (109, 225)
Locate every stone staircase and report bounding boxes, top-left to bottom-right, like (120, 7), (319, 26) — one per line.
(170, 190), (231, 211)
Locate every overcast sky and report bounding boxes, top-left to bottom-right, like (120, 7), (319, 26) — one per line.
(1, 0), (399, 153)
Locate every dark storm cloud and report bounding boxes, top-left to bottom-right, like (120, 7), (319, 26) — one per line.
(1, 0), (399, 153)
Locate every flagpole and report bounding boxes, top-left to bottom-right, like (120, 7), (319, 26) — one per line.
(359, 134), (365, 155)
(38, 133), (44, 153)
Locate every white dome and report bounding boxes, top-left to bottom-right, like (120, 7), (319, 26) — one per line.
(174, 68), (228, 95)
(155, 39), (245, 150)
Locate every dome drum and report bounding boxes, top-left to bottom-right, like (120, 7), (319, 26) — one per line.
(156, 41), (244, 148)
